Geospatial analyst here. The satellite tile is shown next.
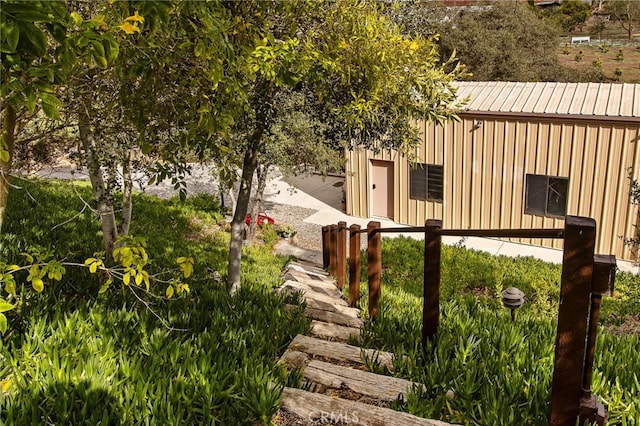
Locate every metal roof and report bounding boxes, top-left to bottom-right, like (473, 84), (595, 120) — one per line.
(454, 81), (640, 119)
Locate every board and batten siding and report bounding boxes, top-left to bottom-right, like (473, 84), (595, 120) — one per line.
(345, 115), (640, 261)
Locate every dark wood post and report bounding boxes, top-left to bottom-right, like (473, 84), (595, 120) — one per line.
(349, 224), (362, 307)
(329, 224), (338, 277)
(337, 221), (347, 290)
(550, 216), (596, 426)
(579, 254), (615, 426)
(423, 219), (442, 346)
(322, 225), (330, 269)
(367, 221), (382, 320)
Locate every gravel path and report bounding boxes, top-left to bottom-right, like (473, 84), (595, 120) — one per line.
(260, 202), (323, 251)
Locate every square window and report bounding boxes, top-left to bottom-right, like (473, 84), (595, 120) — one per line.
(410, 163), (443, 203)
(525, 174), (568, 217)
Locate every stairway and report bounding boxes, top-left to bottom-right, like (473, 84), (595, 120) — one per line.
(274, 260), (453, 426)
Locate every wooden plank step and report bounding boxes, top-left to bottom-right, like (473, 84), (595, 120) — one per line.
(282, 335), (393, 371)
(280, 387), (453, 426)
(304, 298), (360, 318)
(286, 261), (329, 276)
(286, 305), (364, 328)
(278, 279), (346, 301)
(283, 268), (336, 286)
(310, 320), (361, 342)
(303, 359), (421, 402)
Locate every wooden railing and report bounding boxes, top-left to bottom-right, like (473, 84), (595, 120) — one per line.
(321, 216), (616, 426)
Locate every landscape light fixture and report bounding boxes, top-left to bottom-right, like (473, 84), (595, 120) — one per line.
(501, 287), (525, 322)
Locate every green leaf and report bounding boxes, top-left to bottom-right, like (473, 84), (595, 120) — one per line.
(21, 23), (47, 55)
(0, 22), (20, 53)
(0, 313), (6, 334)
(0, 301), (15, 313)
(103, 37), (119, 63)
(4, 275), (16, 295)
(25, 90), (37, 113)
(32, 278), (44, 293)
(40, 92), (62, 120)
(98, 278), (113, 294)
(180, 262), (193, 279)
(39, 92), (61, 108)
(91, 40), (106, 61)
(92, 49), (108, 68)
(60, 46), (76, 72)
(0, 150), (9, 163)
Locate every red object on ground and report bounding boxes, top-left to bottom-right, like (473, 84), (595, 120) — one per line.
(245, 213), (275, 227)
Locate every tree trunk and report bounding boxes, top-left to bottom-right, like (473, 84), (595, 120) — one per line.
(119, 150), (133, 236)
(247, 164), (269, 242)
(78, 110), (118, 261)
(0, 105), (16, 234)
(227, 129), (262, 294)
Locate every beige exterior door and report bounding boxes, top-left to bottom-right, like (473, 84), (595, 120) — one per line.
(371, 160), (394, 218)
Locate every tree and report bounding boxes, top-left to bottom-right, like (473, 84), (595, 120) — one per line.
(607, 0), (640, 40)
(392, 1), (564, 81)
(217, 0), (464, 292)
(559, 0), (592, 32)
(1, 0), (73, 232)
(245, 90), (341, 242)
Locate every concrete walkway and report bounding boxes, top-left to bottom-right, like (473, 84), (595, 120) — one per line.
(265, 173), (639, 275)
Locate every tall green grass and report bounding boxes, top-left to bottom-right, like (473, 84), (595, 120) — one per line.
(0, 178), (309, 425)
(359, 236), (640, 425)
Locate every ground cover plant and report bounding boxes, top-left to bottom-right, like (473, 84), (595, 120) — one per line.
(0, 178), (309, 425)
(358, 237), (640, 425)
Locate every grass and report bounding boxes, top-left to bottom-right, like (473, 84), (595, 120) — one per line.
(0, 178), (309, 425)
(357, 236), (640, 425)
(558, 44), (640, 83)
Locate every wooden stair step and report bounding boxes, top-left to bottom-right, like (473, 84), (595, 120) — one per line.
(310, 320), (361, 342)
(303, 359), (422, 402)
(286, 305), (363, 328)
(286, 261), (329, 276)
(281, 334), (394, 371)
(283, 268), (336, 286)
(280, 387), (453, 426)
(304, 298), (360, 318)
(278, 279), (346, 301)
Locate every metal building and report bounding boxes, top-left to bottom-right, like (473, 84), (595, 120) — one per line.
(345, 81), (640, 261)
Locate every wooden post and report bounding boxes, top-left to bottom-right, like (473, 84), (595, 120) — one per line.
(423, 219), (442, 346)
(367, 221), (382, 320)
(349, 224), (362, 307)
(336, 221), (347, 290)
(322, 225), (330, 269)
(329, 224), (338, 277)
(579, 254), (615, 426)
(550, 216), (596, 426)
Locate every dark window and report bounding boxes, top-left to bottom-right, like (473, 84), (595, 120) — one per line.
(410, 163), (443, 202)
(525, 174), (568, 217)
